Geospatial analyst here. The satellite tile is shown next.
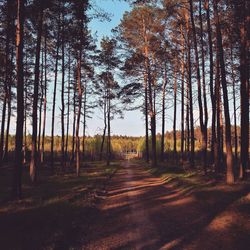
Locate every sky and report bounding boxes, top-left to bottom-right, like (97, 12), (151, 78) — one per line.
(9, 0), (206, 137)
(86, 0), (147, 137)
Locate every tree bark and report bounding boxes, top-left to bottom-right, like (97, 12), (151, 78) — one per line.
(0, 0), (11, 165)
(41, 30), (47, 164)
(205, 0), (216, 165)
(189, 0), (206, 172)
(199, 0), (208, 169)
(180, 24), (185, 162)
(161, 64), (167, 161)
(173, 64), (177, 157)
(234, 0), (249, 179)
(230, 44), (238, 161)
(30, 5), (44, 183)
(185, 11), (194, 167)
(213, 0), (234, 183)
(144, 71), (149, 163)
(38, 47), (44, 157)
(143, 17), (156, 167)
(61, 15), (65, 170)
(82, 80), (87, 158)
(107, 89), (111, 166)
(65, 48), (71, 162)
(71, 80), (76, 164)
(100, 96), (107, 161)
(13, 0), (24, 198)
(50, 19), (60, 171)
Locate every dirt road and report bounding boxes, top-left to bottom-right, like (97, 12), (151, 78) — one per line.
(81, 161), (250, 250)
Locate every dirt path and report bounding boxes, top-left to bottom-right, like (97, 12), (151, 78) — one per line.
(81, 161), (250, 250)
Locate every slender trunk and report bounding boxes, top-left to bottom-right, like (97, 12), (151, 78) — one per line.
(235, 1), (249, 179)
(65, 49), (71, 162)
(215, 49), (220, 172)
(189, 0), (205, 171)
(173, 64), (177, 157)
(144, 71), (149, 163)
(4, 91), (11, 162)
(199, 0), (208, 169)
(41, 31), (47, 164)
(76, 35), (83, 176)
(213, 0), (234, 183)
(38, 48), (44, 157)
(0, 99), (7, 164)
(186, 79), (190, 154)
(71, 81), (76, 163)
(161, 65), (167, 161)
(50, 16), (60, 171)
(230, 45), (238, 161)
(23, 89), (27, 164)
(82, 81), (87, 158)
(30, 7), (44, 183)
(100, 97), (107, 161)
(185, 11), (194, 166)
(107, 92), (111, 166)
(61, 17), (65, 170)
(143, 17), (156, 167)
(4, 44), (13, 162)
(13, 0), (24, 198)
(76, 57), (82, 176)
(205, 0), (216, 164)
(0, 0), (11, 165)
(180, 24), (185, 161)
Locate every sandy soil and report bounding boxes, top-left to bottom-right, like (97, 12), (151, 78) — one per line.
(78, 161), (250, 250)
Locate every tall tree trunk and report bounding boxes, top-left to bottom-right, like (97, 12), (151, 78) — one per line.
(100, 97), (107, 161)
(233, 1), (249, 179)
(186, 75), (190, 154)
(205, 0), (216, 165)
(107, 91), (111, 166)
(143, 17), (156, 167)
(180, 24), (185, 162)
(65, 49), (71, 162)
(215, 49), (220, 172)
(23, 89), (27, 164)
(161, 64), (167, 161)
(189, 0), (206, 172)
(4, 91), (11, 162)
(13, 0), (24, 198)
(173, 64), (177, 157)
(82, 80), (87, 158)
(61, 16), (65, 170)
(144, 71), (149, 163)
(41, 31), (47, 164)
(50, 21), (60, 171)
(213, 0), (234, 183)
(230, 45), (238, 161)
(76, 52), (83, 176)
(30, 6), (44, 183)
(4, 35), (13, 162)
(0, 0), (11, 165)
(38, 48), (44, 157)
(199, 0), (208, 169)
(71, 81), (76, 163)
(185, 11), (194, 167)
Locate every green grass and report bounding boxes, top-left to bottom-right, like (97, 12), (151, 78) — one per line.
(132, 158), (218, 194)
(0, 160), (119, 249)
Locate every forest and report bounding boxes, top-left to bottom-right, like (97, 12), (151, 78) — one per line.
(0, 0), (249, 249)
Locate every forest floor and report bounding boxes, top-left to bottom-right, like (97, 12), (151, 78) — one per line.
(0, 161), (119, 250)
(0, 160), (250, 249)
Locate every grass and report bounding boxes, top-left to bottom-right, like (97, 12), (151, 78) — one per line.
(0, 160), (120, 249)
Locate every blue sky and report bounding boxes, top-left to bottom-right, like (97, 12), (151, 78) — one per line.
(86, 0), (147, 136)
(10, 0), (186, 137)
